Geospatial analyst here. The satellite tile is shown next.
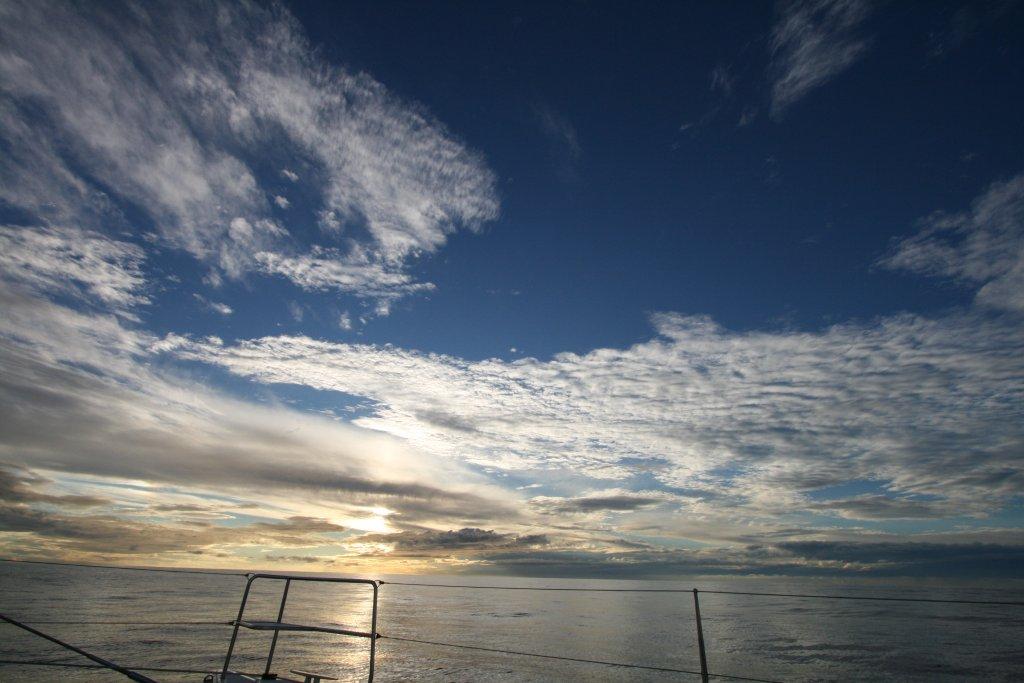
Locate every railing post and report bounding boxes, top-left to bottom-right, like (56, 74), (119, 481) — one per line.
(369, 581), (379, 682)
(264, 578), (291, 677)
(693, 588), (709, 683)
(222, 574), (256, 677)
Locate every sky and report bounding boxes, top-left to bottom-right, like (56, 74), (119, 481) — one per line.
(0, 0), (1023, 579)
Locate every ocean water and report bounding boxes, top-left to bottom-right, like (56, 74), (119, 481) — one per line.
(1, 562), (1022, 682)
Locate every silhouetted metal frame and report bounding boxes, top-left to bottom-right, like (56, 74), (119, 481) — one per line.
(692, 589), (709, 683)
(221, 573), (381, 682)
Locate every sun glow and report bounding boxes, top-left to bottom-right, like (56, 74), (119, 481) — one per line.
(343, 515), (392, 533)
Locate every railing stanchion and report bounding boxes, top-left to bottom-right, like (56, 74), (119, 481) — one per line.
(369, 581), (379, 682)
(263, 578), (291, 677)
(222, 574), (255, 677)
(693, 588), (709, 683)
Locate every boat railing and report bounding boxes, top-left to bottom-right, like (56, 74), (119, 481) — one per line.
(221, 573), (381, 682)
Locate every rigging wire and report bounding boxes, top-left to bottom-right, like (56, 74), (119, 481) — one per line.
(0, 659), (220, 675)
(2, 620), (230, 626)
(0, 613), (158, 683)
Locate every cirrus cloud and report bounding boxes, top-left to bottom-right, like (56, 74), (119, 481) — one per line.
(0, 0), (498, 307)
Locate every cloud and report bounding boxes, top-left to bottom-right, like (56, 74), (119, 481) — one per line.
(16, 168), (1008, 570)
(0, 280), (520, 566)
(530, 491), (668, 515)
(0, 0), (498, 306)
(536, 104), (581, 159)
(774, 540), (1024, 577)
(534, 103), (582, 182)
(193, 294), (233, 316)
(768, 0), (871, 118)
(2, 256), (1022, 572)
(273, 195), (291, 210)
(926, 2), (1019, 58)
(0, 224), (147, 314)
(879, 174), (1024, 312)
(0, 500), (350, 557)
(466, 538), (1024, 579)
(710, 64), (735, 98)
(806, 494), (954, 520)
(361, 527), (549, 556)
(180, 304), (1024, 532)
(0, 465), (108, 508)
(255, 247), (436, 299)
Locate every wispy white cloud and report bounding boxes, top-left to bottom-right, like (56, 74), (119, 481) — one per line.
(709, 64), (736, 98)
(0, 224), (147, 314)
(880, 174), (1024, 312)
(535, 104), (581, 159)
(255, 246), (436, 300)
(534, 102), (582, 182)
(768, 0), (871, 118)
(0, 0), (498, 307)
(193, 293), (233, 316)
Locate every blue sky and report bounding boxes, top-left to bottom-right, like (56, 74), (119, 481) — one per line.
(1, 0), (1023, 578)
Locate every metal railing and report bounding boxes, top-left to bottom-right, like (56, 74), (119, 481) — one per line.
(221, 573), (381, 682)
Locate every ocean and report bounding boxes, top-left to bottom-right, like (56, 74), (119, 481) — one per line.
(1, 562), (1022, 682)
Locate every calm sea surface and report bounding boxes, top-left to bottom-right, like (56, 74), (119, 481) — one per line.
(1, 562), (1022, 682)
